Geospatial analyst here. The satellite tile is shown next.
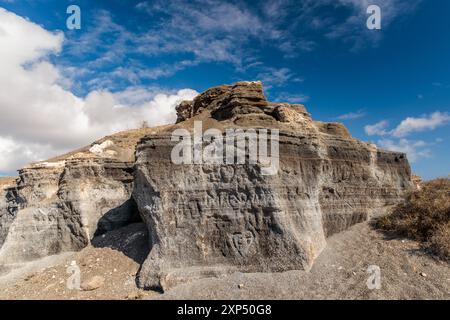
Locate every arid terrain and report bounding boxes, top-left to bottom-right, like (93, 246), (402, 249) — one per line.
(0, 219), (448, 300)
(0, 81), (448, 300)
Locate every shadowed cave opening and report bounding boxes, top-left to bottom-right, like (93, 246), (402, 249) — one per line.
(92, 197), (150, 264)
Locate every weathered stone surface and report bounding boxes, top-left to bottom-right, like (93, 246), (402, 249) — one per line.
(134, 133), (326, 290)
(0, 127), (168, 266)
(272, 103), (309, 123)
(175, 101), (194, 123)
(133, 81), (413, 291)
(0, 178), (16, 248)
(190, 81), (268, 120)
(0, 157), (137, 264)
(81, 275), (105, 291)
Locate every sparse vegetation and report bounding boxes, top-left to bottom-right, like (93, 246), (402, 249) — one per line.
(375, 178), (450, 261)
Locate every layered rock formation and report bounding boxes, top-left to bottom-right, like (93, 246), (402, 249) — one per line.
(0, 129), (154, 264)
(0, 81), (412, 292)
(0, 178), (16, 248)
(133, 81), (412, 290)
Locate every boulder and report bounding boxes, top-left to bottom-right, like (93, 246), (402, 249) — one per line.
(81, 275), (105, 291)
(175, 100), (194, 123)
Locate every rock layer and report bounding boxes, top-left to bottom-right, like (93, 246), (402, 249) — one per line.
(0, 178), (16, 248)
(0, 151), (138, 264)
(0, 81), (412, 292)
(132, 81), (412, 290)
(0, 126), (174, 265)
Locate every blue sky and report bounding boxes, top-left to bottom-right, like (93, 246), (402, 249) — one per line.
(0, 0), (449, 179)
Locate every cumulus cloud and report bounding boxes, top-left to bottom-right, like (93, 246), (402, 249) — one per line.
(364, 120), (389, 136)
(391, 111), (450, 137)
(365, 112), (450, 138)
(364, 111), (449, 163)
(0, 8), (198, 174)
(377, 139), (432, 163)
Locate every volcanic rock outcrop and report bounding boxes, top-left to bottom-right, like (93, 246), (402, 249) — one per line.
(0, 178), (16, 248)
(0, 81), (412, 291)
(0, 133), (147, 264)
(133, 81), (412, 290)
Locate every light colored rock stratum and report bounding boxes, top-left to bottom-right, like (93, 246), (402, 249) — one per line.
(0, 81), (413, 292)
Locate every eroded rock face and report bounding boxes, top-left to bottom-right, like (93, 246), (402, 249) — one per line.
(175, 101), (194, 123)
(0, 127), (166, 266)
(182, 81), (269, 121)
(0, 81), (413, 292)
(0, 157), (138, 264)
(0, 178), (17, 248)
(132, 81), (413, 291)
(134, 133), (327, 290)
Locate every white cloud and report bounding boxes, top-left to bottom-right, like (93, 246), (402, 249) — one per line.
(83, 88), (197, 132)
(337, 109), (366, 120)
(322, 0), (421, 51)
(61, 6), (297, 87)
(364, 120), (389, 136)
(56, 0), (420, 89)
(132, 1), (272, 66)
(377, 139), (431, 163)
(276, 92), (309, 103)
(0, 8), (198, 174)
(0, 136), (67, 175)
(256, 67), (302, 89)
(392, 112), (450, 137)
(131, 1), (309, 78)
(365, 111), (449, 163)
(365, 112), (450, 138)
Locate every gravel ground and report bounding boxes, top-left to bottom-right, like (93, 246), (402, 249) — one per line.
(0, 222), (449, 300)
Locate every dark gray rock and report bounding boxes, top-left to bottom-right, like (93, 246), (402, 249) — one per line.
(133, 81), (413, 291)
(0, 159), (137, 263)
(0, 81), (413, 294)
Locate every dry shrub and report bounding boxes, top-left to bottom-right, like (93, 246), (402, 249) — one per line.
(429, 222), (450, 262)
(375, 178), (450, 261)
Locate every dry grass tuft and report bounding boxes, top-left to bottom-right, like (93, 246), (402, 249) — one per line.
(375, 178), (450, 261)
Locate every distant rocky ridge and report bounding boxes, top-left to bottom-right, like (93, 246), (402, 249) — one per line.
(0, 81), (413, 291)
(0, 177), (16, 249)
